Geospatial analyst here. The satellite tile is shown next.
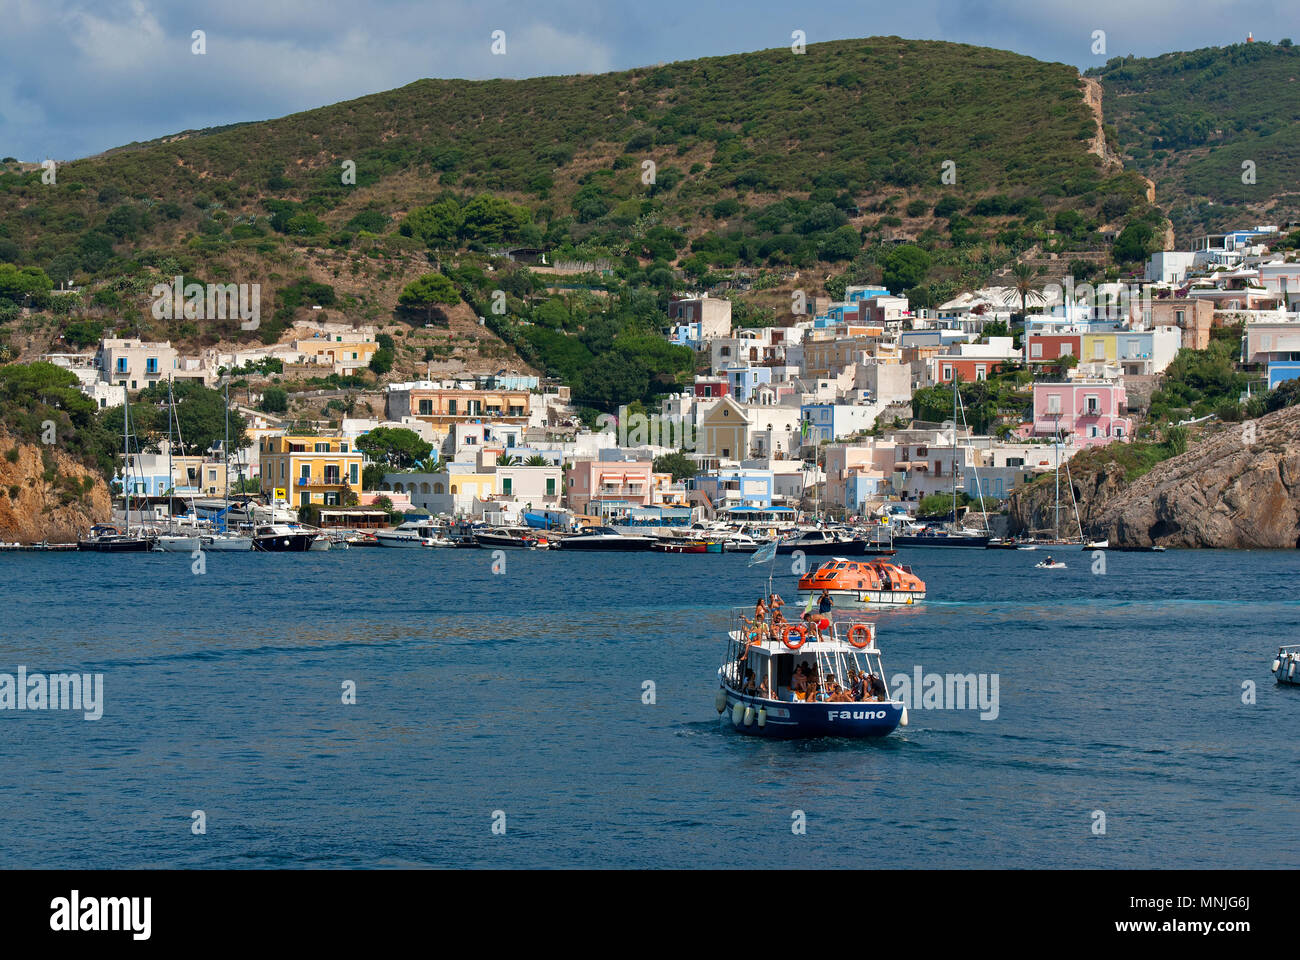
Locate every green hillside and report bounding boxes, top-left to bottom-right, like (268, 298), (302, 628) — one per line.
(1088, 40), (1300, 243)
(0, 36), (1155, 413)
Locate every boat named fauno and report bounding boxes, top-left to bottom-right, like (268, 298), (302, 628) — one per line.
(715, 607), (907, 738)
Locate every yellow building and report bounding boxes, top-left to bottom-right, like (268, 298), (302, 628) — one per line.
(293, 336), (379, 375)
(1081, 334), (1118, 364)
(697, 395), (751, 461)
(259, 435), (363, 508)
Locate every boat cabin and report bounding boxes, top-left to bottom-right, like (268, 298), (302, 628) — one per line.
(724, 608), (893, 705)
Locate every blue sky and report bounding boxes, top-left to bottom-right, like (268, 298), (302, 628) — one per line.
(2, 0), (1297, 161)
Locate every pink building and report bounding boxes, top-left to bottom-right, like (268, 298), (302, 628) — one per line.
(1032, 381), (1131, 446)
(565, 460), (656, 514)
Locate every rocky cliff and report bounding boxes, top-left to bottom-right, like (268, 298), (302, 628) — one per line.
(1008, 406), (1300, 548)
(0, 429), (111, 543)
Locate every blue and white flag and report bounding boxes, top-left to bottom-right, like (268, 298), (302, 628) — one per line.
(749, 539), (778, 566)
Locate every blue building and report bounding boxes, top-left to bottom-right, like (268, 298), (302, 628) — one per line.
(1267, 360), (1300, 390)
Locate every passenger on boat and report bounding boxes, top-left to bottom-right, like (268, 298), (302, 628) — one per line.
(754, 597), (769, 640)
(792, 663), (809, 697)
(865, 672), (886, 701)
(800, 610), (822, 641)
(743, 669), (758, 695)
(768, 593), (785, 618)
(849, 670), (866, 702)
(757, 677), (771, 699)
(818, 589), (834, 615)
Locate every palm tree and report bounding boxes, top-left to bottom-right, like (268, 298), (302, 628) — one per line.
(496, 453), (520, 466)
(523, 455), (548, 466)
(1011, 263), (1036, 316)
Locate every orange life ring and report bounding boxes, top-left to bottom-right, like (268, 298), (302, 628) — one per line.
(848, 624), (872, 648)
(783, 624), (807, 650)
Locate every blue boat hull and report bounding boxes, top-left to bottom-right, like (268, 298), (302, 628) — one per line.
(719, 683), (902, 739)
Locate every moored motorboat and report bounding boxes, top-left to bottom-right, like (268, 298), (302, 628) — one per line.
(715, 609), (906, 738)
(375, 520), (440, 548)
(796, 557), (926, 608)
(554, 526), (656, 551)
(201, 532), (254, 551)
(252, 523), (316, 552)
(474, 526), (551, 549)
(651, 537), (708, 554)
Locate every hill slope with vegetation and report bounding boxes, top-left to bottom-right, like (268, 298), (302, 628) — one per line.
(0, 36), (1156, 414)
(1088, 40), (1300, 243)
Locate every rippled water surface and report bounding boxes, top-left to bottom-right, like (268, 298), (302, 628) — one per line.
(0, 546), (1297, 868)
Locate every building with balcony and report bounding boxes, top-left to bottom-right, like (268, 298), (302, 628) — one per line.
(386, 381), (531, 429)
(564, 459), (656, 515)
(1031, 381), (1131, 446)
(259, 434), (363, 508)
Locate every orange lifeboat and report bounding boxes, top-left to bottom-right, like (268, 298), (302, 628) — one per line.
(796, 557), (927, 608)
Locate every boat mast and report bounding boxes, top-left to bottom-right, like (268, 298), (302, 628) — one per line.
(1053, 414), (1061, 541)
(951, 373), (958, 527)
(122, 393), (131, 534)
(223, 377), (230, 533)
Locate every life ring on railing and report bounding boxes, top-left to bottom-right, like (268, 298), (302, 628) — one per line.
(848, 624), (873, 648)
(783, 624), (807, 650)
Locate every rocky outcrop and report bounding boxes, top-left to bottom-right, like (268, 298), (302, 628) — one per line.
(0, 429), (111, 543)
(1009, 406), (1300, 548)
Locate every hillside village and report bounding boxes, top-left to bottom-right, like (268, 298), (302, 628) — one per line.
(5, 221), (1297, 544)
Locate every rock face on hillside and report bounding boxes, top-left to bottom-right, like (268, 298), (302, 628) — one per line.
(1008, 406), (1300, 549)
(0, 429), (111, 543)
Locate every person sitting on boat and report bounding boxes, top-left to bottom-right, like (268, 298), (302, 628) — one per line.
(742, 669), (758, 696)
(818, 590), (834, 615)
(865, 673), (886, 701)
(1046, 556), (1054, 566)
(757, 677), (771, 699)
(849, 670), (866, 702)
(792, 663), (809, 699)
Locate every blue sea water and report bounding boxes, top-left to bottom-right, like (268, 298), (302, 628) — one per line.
(0, 546), (1297, 869)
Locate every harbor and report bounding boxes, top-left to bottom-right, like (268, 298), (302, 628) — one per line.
(1, 545), (1295, 869)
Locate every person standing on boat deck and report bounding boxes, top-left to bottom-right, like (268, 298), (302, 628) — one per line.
(818, 590), (834, 616)
(754, 597), (768, 640)
(769, 592), (785, 619)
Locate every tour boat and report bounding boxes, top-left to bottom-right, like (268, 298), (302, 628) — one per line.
(554, 526), (656, 551)
(1272, 645), (1300, 686)
(715, 608), (907, 738)
(796, 557), (927, 608)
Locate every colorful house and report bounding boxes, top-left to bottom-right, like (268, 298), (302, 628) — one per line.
(1031, 381), (1131, 446)
(259, 435), (363, 508)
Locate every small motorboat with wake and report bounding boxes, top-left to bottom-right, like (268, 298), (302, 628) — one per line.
(716, 608), (907, 738)
(796, 557), (926, 608)
(1034, 556), (1068, 569)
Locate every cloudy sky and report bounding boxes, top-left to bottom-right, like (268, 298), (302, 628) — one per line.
(2, 0), (1297, 161)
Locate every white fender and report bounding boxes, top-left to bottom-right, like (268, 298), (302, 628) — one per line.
(1272, 659), (1281, 673)
(731, 701), (745, 726)
(743, 706), (755, 726)
(900, 705), (909, 726)
(715, 689), (728, 713)
(756, 707), (767, 728)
